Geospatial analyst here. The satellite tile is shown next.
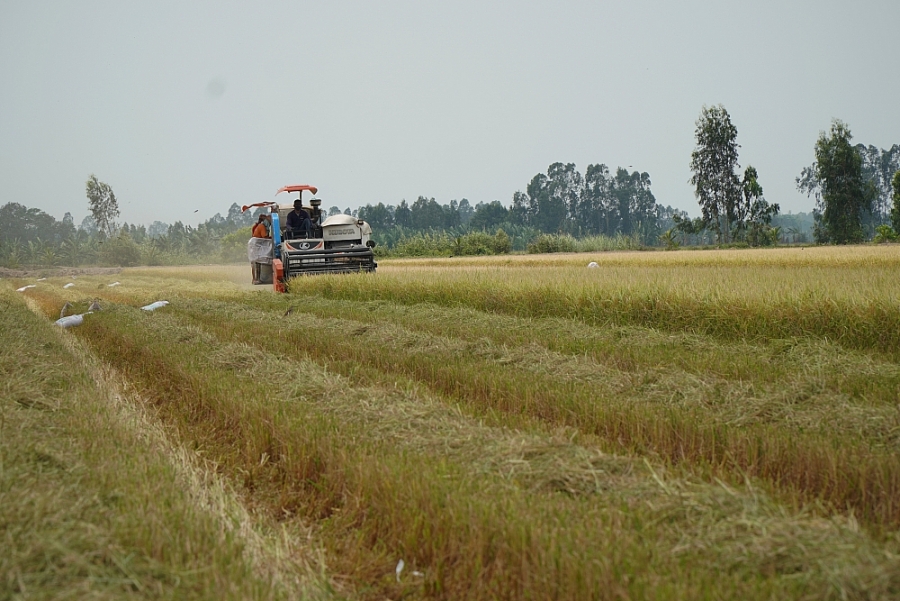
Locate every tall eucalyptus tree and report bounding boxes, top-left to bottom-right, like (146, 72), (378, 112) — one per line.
(810, 120), (874, 244)
(689, 105), (741, 244)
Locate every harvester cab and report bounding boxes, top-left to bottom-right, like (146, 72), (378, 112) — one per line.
(247, 184), (376, 292)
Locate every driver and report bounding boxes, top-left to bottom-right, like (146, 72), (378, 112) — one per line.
(286, 199), (312, 238)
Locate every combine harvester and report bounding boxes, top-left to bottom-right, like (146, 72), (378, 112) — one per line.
(243, 184), (377, 292)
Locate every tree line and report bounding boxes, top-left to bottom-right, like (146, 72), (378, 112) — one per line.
(682, 106), (900, 247)
(796, 122), (900, 244)
(356, 162), (686, 247)
(3, 111), (898, 269)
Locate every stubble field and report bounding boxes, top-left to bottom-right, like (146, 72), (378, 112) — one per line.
(3, 246), (900, 600)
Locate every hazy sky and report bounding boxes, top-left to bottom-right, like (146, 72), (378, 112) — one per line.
(2, 0), (898, 227)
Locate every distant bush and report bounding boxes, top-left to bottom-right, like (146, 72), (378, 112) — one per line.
(493, 229), (512, 254)
(873, 225), (898, 244)
(526, 234), (577, 254)
(391, 232), (453, 257)
(0, 241), (22, 268)
(573, 233), (641, 252)
(527, 232), (641, 254)
(100, 234), (141, 267)
(220, 228), (252, 262)
(453, 230), (512, 256)
(453, 231), (494, 255)
(383, 229), (515, 258)
(139, 245), (159, 266)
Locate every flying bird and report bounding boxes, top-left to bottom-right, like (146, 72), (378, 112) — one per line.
(60, 302), (73, 318)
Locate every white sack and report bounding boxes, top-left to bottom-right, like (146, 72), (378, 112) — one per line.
(248, 237), (273, 264)
(141, 301), (169, 312)
(55, 314), (84, 328)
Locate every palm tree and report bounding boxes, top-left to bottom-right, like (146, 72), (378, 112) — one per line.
(659, 228), (680, 250)
(1, 240), (23, 268)
(770, 226), (783, 246)
(62, 236), (83, 266)
(786, 227), (800, 244)
(26, 239), (45, 266)
(41, 247), (58, 267)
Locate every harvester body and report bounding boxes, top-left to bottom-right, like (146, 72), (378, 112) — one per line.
(247, 185), (376, 292)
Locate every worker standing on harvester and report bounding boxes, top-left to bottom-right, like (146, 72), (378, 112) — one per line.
(252, 213), (271, 239)
(249, 214), (272, 284)
(286, 199), (312, 238)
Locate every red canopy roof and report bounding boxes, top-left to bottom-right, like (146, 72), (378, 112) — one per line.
(240, 201), (278, 213)
(276, 184), (318, 196)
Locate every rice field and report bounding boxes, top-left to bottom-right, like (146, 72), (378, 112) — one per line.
(4, 245), (900, 600)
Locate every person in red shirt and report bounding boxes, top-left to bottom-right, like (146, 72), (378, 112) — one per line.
(252, 214), (271, 238)
(250, 214), (272, 284)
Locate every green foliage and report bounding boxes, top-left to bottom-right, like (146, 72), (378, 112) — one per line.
(392, 199), (411, 227)
(857, 144), (900, 229)
(811, 120), (875, 244)
(526, 232), (643, 254)
(689, 105), (742, 244)
(771, 213), (814, 244)
(740, 165), (780, 247)
(452, 233), (492, 256)
(140, 244), (164, 266)
(469, 201), (509, 230)
(99, 233), (141, 266)
(391, 231), (454, 256)
(40, 247), (58, 267)
(85, 174), (120, 238)
(520, 164), (577, 233)
(492, 228), (511, 254)
(660, 228), (680, 250)
(220, 227), (252, 262)
(0, 240), (22, 268)
(527, 233), (577, 253)
(451, 229), (512, 256)
(892, 170), (900, 234)
(25, 240), (44, 265)
(410, 196), (449, 229)
(61, 236), (85, 267)
(381, 228), (518, 258)
(872, 224), (897, 244)
(672, 214), (715, 246)
(357, 197), (475, 232)
(510, 163), (661, 242)
(798, 145), (899, 238)
(357, 202), (393, 230)
(373, 223), (539, 256)
(574, 233), (641, 252)
(0, 202), (75, 247)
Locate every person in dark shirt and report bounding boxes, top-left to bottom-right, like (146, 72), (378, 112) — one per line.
(286, 199), (312, 238)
